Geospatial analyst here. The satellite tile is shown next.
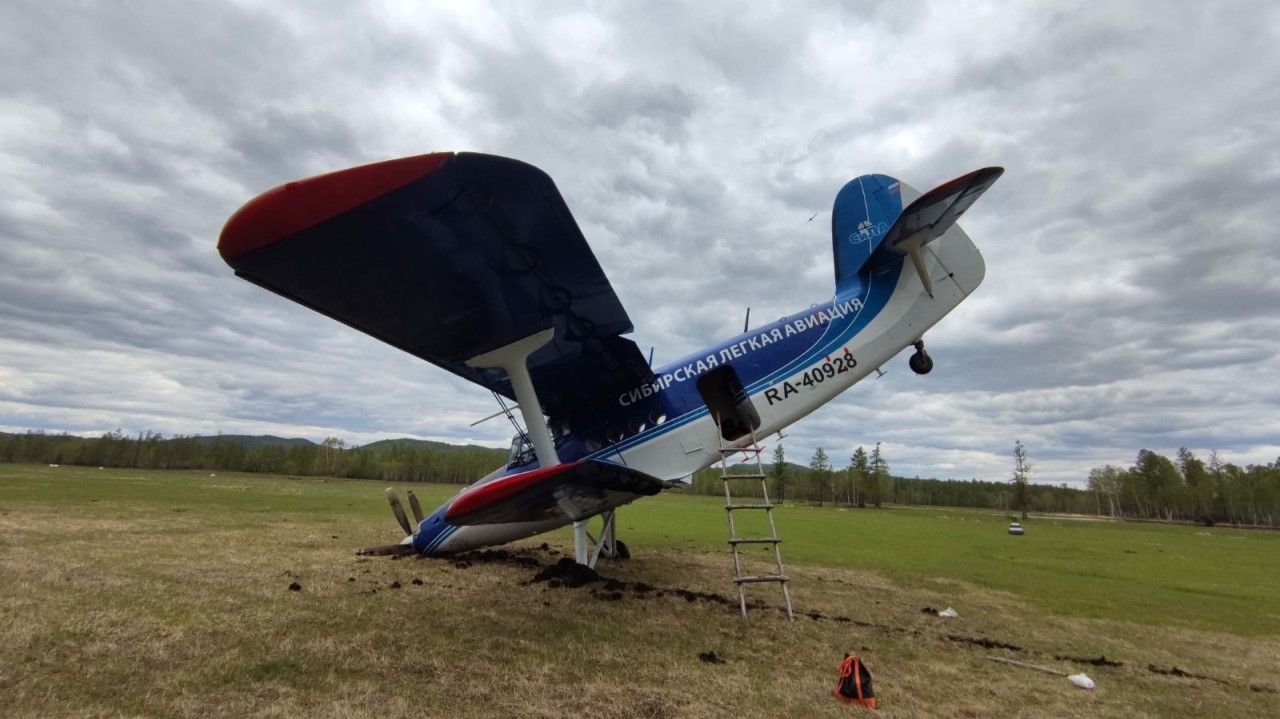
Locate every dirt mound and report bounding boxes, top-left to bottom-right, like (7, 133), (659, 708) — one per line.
(1147, 664), (1229, 685)
(945, 634), (1022, 651)
(1056, 654), (1123, 667)
(448, 549), (542, 569)
(529, 558), (603, 588)
(525, 561), (760, 609)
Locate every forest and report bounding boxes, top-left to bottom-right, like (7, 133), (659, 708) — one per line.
(0, 431), (505, 485)
(685, 441), (1279, 527)
(3, 431), (1276, 527)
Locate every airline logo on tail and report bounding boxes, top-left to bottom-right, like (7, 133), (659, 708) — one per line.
(851, 219), (888, 244)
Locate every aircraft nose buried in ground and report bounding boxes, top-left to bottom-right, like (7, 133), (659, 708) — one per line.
(218, 152), (1001, 570)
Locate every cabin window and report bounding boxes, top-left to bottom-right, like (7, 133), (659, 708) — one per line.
(507, 435), (536, 468)
(696, 366), (761, 441)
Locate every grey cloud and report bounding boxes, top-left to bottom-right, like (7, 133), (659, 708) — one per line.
(2, 1), (1279, 486)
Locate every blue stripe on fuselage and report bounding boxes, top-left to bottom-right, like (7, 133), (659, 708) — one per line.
(588, 254), (903, 460)
(412, 506), (456, 554)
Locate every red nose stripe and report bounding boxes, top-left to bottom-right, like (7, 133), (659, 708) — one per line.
(217, 152), (453, 260)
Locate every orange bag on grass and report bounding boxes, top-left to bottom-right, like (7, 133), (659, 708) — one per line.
(834, 654), (876, 709)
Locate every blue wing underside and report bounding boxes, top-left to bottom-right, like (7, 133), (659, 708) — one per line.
(225, 153), (653, 431)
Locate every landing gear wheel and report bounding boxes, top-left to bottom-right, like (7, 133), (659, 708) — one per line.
(613, 539), (631, 560)
(909, 340), (933, 375)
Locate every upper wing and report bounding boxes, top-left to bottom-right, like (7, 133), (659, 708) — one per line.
(218, 152), (652, 422)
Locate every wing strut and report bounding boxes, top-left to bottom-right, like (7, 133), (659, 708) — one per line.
(466, 328), (591, 565)
(466, 328), (560, 470)
(901, 231), (935, 298)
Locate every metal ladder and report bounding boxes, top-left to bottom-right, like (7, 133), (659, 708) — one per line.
(718, 427), (795, 620)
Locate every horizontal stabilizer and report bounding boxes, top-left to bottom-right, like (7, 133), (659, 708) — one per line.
(445, 460), (665, 525)
(867, 166), (1003, 272)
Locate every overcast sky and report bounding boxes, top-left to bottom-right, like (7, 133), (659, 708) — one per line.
(2, 1), (1277, 486)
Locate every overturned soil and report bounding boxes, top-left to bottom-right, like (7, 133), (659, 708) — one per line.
(1056, 654), (1123, 667)
(449, 548), (544, 569)
(529, 558), (603, 588)
(524, 558), (759, 608)
(411, 549), (1261, 691)
(697, 650), (724, 664)
(1147, 664), (1230, 685)
(944, 634), (1022, 651)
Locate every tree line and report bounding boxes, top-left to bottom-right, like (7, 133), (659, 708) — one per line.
(5, 430), (1276, 526)
(0, 431), (506, 485)
(1087, 448), (1279, 527)
(687, 441), (1280, 527)
(686, 441), (1096, 515)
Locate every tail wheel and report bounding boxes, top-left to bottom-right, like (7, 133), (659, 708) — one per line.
(909, 341), (933, 375)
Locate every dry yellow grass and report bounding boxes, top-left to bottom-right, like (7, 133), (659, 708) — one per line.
(2, 470), (1278, 717)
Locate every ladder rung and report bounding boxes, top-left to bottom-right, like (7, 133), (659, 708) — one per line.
(734, 574), (789, 584)
(717, 427), (795, 620)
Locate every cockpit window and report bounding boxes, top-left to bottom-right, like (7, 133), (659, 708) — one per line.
(507, 434), (536, 468)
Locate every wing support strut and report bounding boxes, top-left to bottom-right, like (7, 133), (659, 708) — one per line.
(467, 329), (559, 470)
(900, 230), (934, 298)
(466, 328), (589, 565)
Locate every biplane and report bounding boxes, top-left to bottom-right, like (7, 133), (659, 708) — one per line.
(218, 152), (1001, 565)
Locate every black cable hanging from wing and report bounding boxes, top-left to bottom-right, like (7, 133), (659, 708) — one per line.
(491, 390), (530, 447)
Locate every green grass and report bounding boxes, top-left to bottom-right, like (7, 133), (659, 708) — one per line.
(3, 464), (1276, 635)
(3, 463), (1279, 718)
(616, 494), (1280, 636)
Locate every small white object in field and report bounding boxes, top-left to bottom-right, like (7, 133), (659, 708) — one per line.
(209, 473), (217, 477)
(939, 607), (958, 618)
(1068, 673), (1095, 690)
(48, 464), (59, 468)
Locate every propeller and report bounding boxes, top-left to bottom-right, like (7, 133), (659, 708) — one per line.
(407, 490), (425, 525)
(385, 488), (413, 536)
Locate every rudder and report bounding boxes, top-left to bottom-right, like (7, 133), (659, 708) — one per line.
(831, 174), (906, 293)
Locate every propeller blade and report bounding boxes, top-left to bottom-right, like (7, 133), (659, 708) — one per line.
(407, 490), (425, 524)
(385, 488), (413, 536)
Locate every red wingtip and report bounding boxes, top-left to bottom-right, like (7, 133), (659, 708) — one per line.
(217, 152), (454, 261)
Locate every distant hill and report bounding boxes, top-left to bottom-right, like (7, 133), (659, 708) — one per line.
(183, 435), (506, 459)
(357, 437), (506, 458)
(757, 462), (809, 474)
(183, 435), (316, 448)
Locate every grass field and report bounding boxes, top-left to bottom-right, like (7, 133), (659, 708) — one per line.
(2, 464), (1278, 717)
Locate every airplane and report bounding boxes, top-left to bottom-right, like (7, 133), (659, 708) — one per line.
(217, 152), (1001, 567)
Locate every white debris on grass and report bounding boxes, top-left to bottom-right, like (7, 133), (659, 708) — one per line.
(1068, 673), (1096, 690)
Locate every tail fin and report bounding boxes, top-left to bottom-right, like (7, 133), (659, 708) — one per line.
(832, 168), (1003, 295)
(831, 174), (906, 294)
